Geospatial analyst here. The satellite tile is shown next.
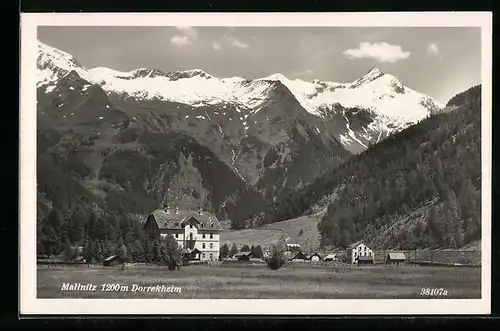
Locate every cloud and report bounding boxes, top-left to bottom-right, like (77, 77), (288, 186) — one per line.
(175, 26), (198, 39)
(222, 36), (249, 49)
(170, 26), (198, 48)
(343, 42), (411, 63)
(170, 36), (192, 48)
(427, 43), (441, 58)
(213, 42), (221, 50)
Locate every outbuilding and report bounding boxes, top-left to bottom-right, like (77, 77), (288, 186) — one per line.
(386, 252), (406, 265)
(234, 251), (252, 263)
(324, 253), (337, 262)
(357, 255), (374, 265)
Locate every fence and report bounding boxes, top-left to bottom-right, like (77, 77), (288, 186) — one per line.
(372, 249), (481, 266)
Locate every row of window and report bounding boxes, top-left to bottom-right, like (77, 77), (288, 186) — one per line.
(354, 251), (372, 257)
(202, 253), (214, 260)
(173, 233), (215, 239)
(202, 243), (214, 249)
(173, 223), (215, 228)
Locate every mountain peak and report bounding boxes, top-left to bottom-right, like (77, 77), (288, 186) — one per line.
(366, 66), (383, 76)
(349, 66), (385, 89)
(260, 73), (289, 81)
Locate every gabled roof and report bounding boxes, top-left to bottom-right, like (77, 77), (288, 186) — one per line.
(146, 209), (222, 231)
(348, 240), (367, 249)
(324, 253), (337, 259)
(387, 252), (406, 260)
(292, 252), (307, 259)
(307, 253), (322, 259)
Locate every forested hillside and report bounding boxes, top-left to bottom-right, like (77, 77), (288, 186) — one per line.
(262, 85), (482, 249)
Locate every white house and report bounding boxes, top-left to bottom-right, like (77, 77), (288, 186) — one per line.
(346, 241), (374, 264)
(143, 207), (222, 262)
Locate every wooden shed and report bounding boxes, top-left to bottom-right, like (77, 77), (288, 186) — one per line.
(234, 251), (252, 263)
(386, 252), (406, 265)
(103, 255), (124, 267)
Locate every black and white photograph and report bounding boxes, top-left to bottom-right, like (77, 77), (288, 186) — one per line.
(20, 12), (492, 315)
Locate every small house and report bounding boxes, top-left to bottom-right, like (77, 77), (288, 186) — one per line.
(386, 252), (406, 265)
(308, 253), (322, 262)
(286, 243), (301, 252)
(346, 241), (374, 264)
(324, 253), (337, 262)
(103, 255), (124, 267)
(234, 251), (252, 263)
(291, 251), (307, 261)
(357, 255), (374, 265)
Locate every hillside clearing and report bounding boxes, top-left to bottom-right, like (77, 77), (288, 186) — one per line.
(222, 214), (323, 250)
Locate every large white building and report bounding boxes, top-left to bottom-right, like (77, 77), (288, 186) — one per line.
(143, 207), (222, 262)
(346, 241), (374, 264)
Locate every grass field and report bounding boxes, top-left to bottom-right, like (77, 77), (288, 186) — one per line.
(222, 213), (323, 251)
(37, 263), (481, 299)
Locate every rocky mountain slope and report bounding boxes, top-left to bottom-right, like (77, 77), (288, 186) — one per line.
(264, 85), (481, 249)
(36, 40), (445, 229)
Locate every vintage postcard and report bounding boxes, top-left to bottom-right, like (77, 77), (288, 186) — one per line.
(20, 12), (492, 315)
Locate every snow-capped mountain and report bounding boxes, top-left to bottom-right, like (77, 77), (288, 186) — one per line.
(36, 40), (444, 222)
(37, 41), (443, 154)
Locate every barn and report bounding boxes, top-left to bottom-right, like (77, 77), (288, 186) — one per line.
(103, 255), (124, 267)
(386, 252), (406, 265)
(357, 255), (374, 265)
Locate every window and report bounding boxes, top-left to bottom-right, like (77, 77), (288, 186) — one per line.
(202, 253), (205, 258)
(189, 233), (193, 241)
(175, 233), (178, 238)
(202, 234), (206, 239)
(210, 233), (213, 239)
(202, 243), (206, 249)
(211, 224), (214, 228)
(190, 224), (193, 229)
(174, 222), (178, 226)
(210, 243), (213, 249)
(210, 253), (213, 260)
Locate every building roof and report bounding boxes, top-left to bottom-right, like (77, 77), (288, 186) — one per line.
(324, 253), (337, 260)
(357, 255), (374, 261)
(104, 255), (119, 262)
(292, 252), (307, 259)
(147, 209), (223, 231)
(234, 251), (252, 258)
(307, 253), (322, 259)
(347, 240), (367, 249)
(387, 252), (406, 260)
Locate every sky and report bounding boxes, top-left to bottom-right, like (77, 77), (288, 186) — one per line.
(38, 26), (481, 104)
